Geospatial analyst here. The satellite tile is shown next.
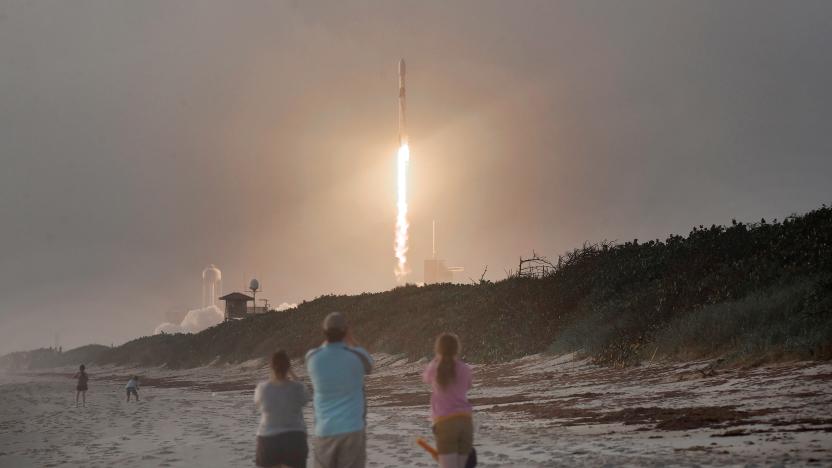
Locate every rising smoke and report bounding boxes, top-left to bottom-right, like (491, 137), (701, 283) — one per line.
(153, 264), (298, 335)
(153, 264), (225, 334)
(154, 305), (224, 335)
(153, 302), (298, 335)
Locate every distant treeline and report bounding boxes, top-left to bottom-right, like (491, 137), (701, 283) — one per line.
(0, 345), (110, 371)
(4, 205), (831, 370)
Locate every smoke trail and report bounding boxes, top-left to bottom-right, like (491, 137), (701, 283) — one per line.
(394, 143), (410, 280)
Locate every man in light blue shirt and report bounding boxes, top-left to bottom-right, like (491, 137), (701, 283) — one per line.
(306, 312), (373, 468)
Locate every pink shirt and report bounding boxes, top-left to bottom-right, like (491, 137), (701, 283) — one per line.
(422, 358), (473, 419)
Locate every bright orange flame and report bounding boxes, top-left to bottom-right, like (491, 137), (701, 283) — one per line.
(394, 143), (410, 280)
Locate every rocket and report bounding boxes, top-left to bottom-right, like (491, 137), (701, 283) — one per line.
(398, 59), (407, 146)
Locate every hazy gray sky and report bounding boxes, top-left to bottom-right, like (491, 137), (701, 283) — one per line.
(1, 0), (831, 354)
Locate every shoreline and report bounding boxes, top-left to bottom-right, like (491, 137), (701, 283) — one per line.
(2, 354), (831, 466)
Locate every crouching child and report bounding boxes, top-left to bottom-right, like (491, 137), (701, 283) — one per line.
(126, 376), (140, 402)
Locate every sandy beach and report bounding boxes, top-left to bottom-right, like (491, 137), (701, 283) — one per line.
(1, 354), (831, 467)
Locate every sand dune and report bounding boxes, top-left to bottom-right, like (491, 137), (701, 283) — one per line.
(1, 354), (831, 467)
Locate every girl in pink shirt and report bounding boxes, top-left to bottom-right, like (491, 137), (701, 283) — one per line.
(422, 333), (474, 468)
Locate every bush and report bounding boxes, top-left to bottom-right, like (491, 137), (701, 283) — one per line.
(5, 205), (832, 369)
(649, 277), (832, 361)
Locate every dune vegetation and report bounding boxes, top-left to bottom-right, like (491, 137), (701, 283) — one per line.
(3, 206), (831, 370)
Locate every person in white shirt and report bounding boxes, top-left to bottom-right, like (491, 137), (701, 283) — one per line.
(125, 376), (140, 402)
(254, 350), (310, 468)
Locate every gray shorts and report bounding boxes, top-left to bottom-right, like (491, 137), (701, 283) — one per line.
(312, 430), (365, 468)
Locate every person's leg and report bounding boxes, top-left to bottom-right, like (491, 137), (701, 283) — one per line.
(438, 454), (460, 468)
(435, 417), (465, 468)
(312, 435), (338, 468)
(457, 417), (474, 468)
(463, 448), (477, 468)
(283, 431), (307, 468)
(126, 389), (130, 402)
(75, 390), (80, 406)
(82, 390), (86, 406)
(135, 390), (139, 401)
(339, 430), (365, 468)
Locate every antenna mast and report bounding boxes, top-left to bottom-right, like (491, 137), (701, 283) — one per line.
(432, 220), (437, 259)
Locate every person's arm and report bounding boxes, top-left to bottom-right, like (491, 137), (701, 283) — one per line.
(342, 330), (373, 373)
(350, 346), (373, 374)
(465, 363), (473, 390)
(422, 360), (435, 385)
(253, 383), (262, 408)
(298, 382), (311, 406)
(345, 329), (359, 348)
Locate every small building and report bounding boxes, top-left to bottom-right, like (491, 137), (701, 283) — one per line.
(424, 258), (453, 284)
(219, 292), (254, 321)
(423, 220), (464, 284)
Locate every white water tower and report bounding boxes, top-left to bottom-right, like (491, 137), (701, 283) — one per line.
(202, 265), (222, 309)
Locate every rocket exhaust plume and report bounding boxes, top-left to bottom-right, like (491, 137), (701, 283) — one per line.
(395, 143), (410, 279)
(394, 59), (410, 280)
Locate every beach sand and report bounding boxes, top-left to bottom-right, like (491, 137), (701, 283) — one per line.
(1, 354), (831, 467)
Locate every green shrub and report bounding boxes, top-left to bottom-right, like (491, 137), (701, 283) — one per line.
(5, 205), (832, 369)
(650, 278), (832, 361)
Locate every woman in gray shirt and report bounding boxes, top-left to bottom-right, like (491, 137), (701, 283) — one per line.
(255, 350), (310, 468)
